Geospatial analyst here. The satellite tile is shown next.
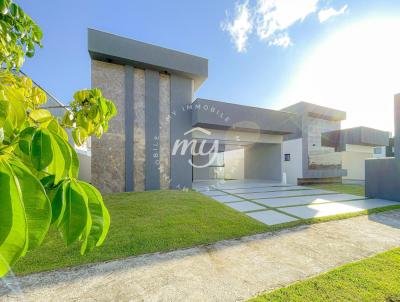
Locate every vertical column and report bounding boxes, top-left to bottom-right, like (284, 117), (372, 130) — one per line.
(395, 94), (400, 159)
(159, 73), (171, 189)
(170, 75), (193, 189)
(91, 60), (125, 193)
(124, 65), (134, 191)
(133, 68), (146, 191)
(145, 70), (160, 190)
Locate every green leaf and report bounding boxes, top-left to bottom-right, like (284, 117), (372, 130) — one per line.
(9, 159), (51, 250)
(66, 142), (79, 178)
(59, 180), (90, 245)
(31, 128), (53, 171)
(72, 127), (88, 147)
(0, 160), (27, 277)
(0, 100), (9, 127)
(18, 126), (35, 156)
(47, 132), (71, 184)
(29, 109), (52, 123)
(50, 181), (67, 226)
(78, 181), (110, 253)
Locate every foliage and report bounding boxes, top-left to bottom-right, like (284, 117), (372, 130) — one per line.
(0, 0), (42, 69)
(0, 0), (116, 277)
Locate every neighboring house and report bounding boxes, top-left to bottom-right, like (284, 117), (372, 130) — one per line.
(281, 102), (347, 185)
(322, 127), (390, 185)
(87, 29), (392, 192)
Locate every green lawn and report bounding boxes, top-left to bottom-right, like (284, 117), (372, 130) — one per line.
(249, 248), (400, 302)
(309, 183), (365, 196)
(13, 190), (268, 275)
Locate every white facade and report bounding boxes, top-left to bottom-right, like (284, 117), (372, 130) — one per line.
(342, 144), (375, 182)
(282, 138), (303, 185)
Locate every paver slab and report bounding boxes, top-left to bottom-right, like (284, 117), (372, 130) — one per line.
(247, 210), (298, 225)
(282, 199), (400, 219)
(225, 201), (266, 212)
(212, 195), (244, 203)
(258, 194), (364, 208)
(200, 190), (226, 197)
(220, 186), (309, 194)
(238, 189), (334, 200)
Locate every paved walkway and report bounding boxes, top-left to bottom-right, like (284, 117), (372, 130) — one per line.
(3, 210), (400, 302)
(194, 180), (398, 225)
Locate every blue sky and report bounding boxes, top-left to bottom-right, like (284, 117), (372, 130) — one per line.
(21, 0), (400, 132)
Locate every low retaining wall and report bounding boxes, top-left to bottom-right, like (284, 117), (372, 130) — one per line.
(365, 157), (400, 201)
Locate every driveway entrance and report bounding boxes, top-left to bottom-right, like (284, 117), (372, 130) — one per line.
(194, 180), (398, 225)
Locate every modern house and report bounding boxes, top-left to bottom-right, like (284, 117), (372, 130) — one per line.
(88, 29), (391, 193)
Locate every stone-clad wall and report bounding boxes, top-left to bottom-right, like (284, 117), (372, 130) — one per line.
(133, 68), (146, 191)
(91, 60), (126, 193)
(91, 60), (173, 193)
(159, 73), (171, 189)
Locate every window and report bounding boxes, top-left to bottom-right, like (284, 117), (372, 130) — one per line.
(373, 147), (382, 155)
(284, 154), (291, 161)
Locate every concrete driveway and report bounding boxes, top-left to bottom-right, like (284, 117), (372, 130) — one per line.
(194, 180), (399, 225)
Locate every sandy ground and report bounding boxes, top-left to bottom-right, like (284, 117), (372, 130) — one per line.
(2, 209), (400, 302)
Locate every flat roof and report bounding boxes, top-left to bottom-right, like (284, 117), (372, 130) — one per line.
(281, 101), (346, 121)
(192, 98), (298, 135)
(322, 126), (390, 150)
(88, 29), (208, 91)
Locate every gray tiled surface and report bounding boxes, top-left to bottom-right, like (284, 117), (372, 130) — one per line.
(282, 199), (400, 219)
(201, 190), (226, 197)
(247, 210), (298, 225)
(221, 186), (309, 194)
(238, 189), (334, 200)
(225, 201), (266, 212)
(198, 180), (399, 226)
(258, 194), (364, 207)
(212, 195), (244, 203)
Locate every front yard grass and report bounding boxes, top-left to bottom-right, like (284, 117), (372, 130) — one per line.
(13, 190), (268, 275)
(249, 248), (400, 302)
(309, 183), (365, 196)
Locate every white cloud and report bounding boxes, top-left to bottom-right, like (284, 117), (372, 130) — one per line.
(318, 4), (348, 23)
(268, 33), (292, 47)
(221, 0), (253, 52)
(222, 0), (349, 52)
(256, 0), (319, 41)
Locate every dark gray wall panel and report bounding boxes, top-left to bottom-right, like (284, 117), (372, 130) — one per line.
(88, 29), (208, 91)
(145, 70), (160, 190)
(366, 158), (400, 202)
(124, 65), (134, 191)
(170, 75), (193, 189)
(395, 95), (400, 158)
(192, 98), (297, 135)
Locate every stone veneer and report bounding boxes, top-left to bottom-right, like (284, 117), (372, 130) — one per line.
(133, 68), (146, 191)
(91, 60), (173, 193)
(159, 73), (171, 189)
(91, 60), (126, 193)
